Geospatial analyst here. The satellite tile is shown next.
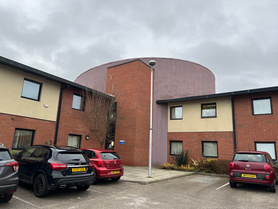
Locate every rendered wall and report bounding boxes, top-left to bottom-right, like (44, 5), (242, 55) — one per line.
(0, 65), (60, 121)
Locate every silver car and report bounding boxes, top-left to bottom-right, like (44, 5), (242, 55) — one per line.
(0, 144), (19, 202)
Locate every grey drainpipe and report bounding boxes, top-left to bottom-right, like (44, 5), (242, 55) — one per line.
(54, 85), (68, 146)
(231, 96), (237, 153)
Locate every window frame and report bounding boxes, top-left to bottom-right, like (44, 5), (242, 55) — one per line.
(12, 128), (35, 150)
(201, 103), (217, 118)
(72, 94), (85, 111)
(170, 106), (183, 120)
(170, 141), (183, 155)
(252, 97), (272, 115)
(255, 141), (277, 160)
(202, 141), (218, 158)
(21, 78), (42, 101)
(68, 134), (82, 148)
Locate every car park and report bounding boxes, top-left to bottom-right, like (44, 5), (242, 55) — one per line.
(82, 148), (123, 184)
(0, 144), (19, 202)
(229, 151), (278, 192)
(14, 145), (95, 197)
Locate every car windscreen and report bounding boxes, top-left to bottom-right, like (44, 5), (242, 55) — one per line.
(57, 152), (87, 162)
(0, 150), (12, 161)
(234, 153), (265, 162)
(100, 152), (120, 160)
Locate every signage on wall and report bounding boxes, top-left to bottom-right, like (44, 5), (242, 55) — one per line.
(119, 140), (125, 145)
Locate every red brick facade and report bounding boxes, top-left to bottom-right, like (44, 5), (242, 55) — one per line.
(0, 113), (56, 148)
(168, 132), (234, 162)
(234, 91), (278, 157)
(106, 60), (151, 166)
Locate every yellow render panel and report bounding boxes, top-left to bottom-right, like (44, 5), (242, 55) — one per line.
(168, 97), (233, 132)
(0, 65), (60, 121)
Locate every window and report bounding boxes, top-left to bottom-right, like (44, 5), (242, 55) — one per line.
(12, 129), (35, 149)
(202, 141), (218, 158)
(170, 106), (183, 120)
(170, 141), (183, 155)
(201, 103), (216, 118)
(72, 94), (85, 111)
(68, 135), (81, 148)
(21, 79), (42, 101)
(252, 98), (272, 115)
(255, 142), (276, 160)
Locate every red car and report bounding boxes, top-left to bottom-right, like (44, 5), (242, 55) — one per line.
(229, 151), (278, 192)
(81, 148), (123, 184)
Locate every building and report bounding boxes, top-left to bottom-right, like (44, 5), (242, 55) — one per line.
(157, 87), (278, 162)
(0, 56), (111, 150)
(75, 58), (215, 166)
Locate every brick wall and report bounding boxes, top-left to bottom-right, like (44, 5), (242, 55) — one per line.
(106, 60), (151, 165)
(0, 113), (56, 149)
(167, 132), (234, 163)
(234, 91), (278, 153)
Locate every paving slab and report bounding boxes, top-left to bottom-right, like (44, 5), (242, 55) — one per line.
(120, 166), (195, 184)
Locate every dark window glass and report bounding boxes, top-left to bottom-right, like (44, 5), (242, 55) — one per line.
(20, 147), (36, 157)
(0, 150), (12, 160)
(12, 129), (34, 149)
(31, 148), (49, 158)
(21, 79), (41, 101)
(201, 103), (216, 118)
(84, 150), (96, 159)
(100, 152), (120, 160)
(234, 153), (265, 163)
(57, 153), (87, 162)
(252, 98), (272, 115)
(170, 106), (183, 120)
(72, 94), (85, 111)
(202, 141), (218, 158)
(170, 141), (183, 155)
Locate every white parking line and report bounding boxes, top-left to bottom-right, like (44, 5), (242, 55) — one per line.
(13, 195), (40, 208)
(215, 182), (229, 190)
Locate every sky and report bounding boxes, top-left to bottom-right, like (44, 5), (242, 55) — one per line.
(0, 0), (277, 93)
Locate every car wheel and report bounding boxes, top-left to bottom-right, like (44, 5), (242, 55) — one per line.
(34, 174), (50, 198)
(270, 180), (276, 193)
(0, 193), (13, 202)
(76, 184), (90, 191)
(111, 177), (121, 181)
(92, 168), (98, 185)
(229, 181), (237, 188)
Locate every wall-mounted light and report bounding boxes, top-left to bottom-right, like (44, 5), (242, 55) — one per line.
(85, 135), (90, 140)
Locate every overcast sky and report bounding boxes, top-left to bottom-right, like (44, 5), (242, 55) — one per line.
(0, 0), (277, 93)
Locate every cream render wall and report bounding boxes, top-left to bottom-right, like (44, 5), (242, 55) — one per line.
(0, 65), (60, 121)
(168, 97), (233, 132)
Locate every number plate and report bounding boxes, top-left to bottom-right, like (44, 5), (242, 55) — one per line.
(72, 167), (86, 172)
(111, 170), (120, 174)
(242, 174), (256, 178)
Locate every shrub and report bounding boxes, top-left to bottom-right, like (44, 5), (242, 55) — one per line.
(192, 158), (230, 175)
(172, 149), (189, 166)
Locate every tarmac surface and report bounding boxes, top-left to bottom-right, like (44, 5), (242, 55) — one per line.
(120, 166), (195, 184)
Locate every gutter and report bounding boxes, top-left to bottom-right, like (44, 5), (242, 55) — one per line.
(231, 96), (237, 153)
(54, 85), (68, 145)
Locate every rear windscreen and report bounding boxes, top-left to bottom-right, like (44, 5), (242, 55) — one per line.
(101, 152), (120, 160)
(0, 150), (12, 160)
(57, 153), (87, 162)
(234, 153), (265, 162)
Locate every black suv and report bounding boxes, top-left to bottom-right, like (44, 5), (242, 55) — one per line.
(14, 145), (95, 197)
(0, 145), (19, 202)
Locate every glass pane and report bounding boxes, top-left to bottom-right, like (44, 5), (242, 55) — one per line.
(203, 142), (217, 157)
(256, 143), (276, 159)
(0, 150), (12, 160)
(68, 135), (80, 148)
(253, 99), (271, 115)
(202, 104), (216, 117)
(12, 130), (33, 149)
(100, 152), (120, 159)
(171, 107), (182, 119)
(22, 80), (40, 100)
(171, 142), (183, 154)
(72, 95), (84, 110)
